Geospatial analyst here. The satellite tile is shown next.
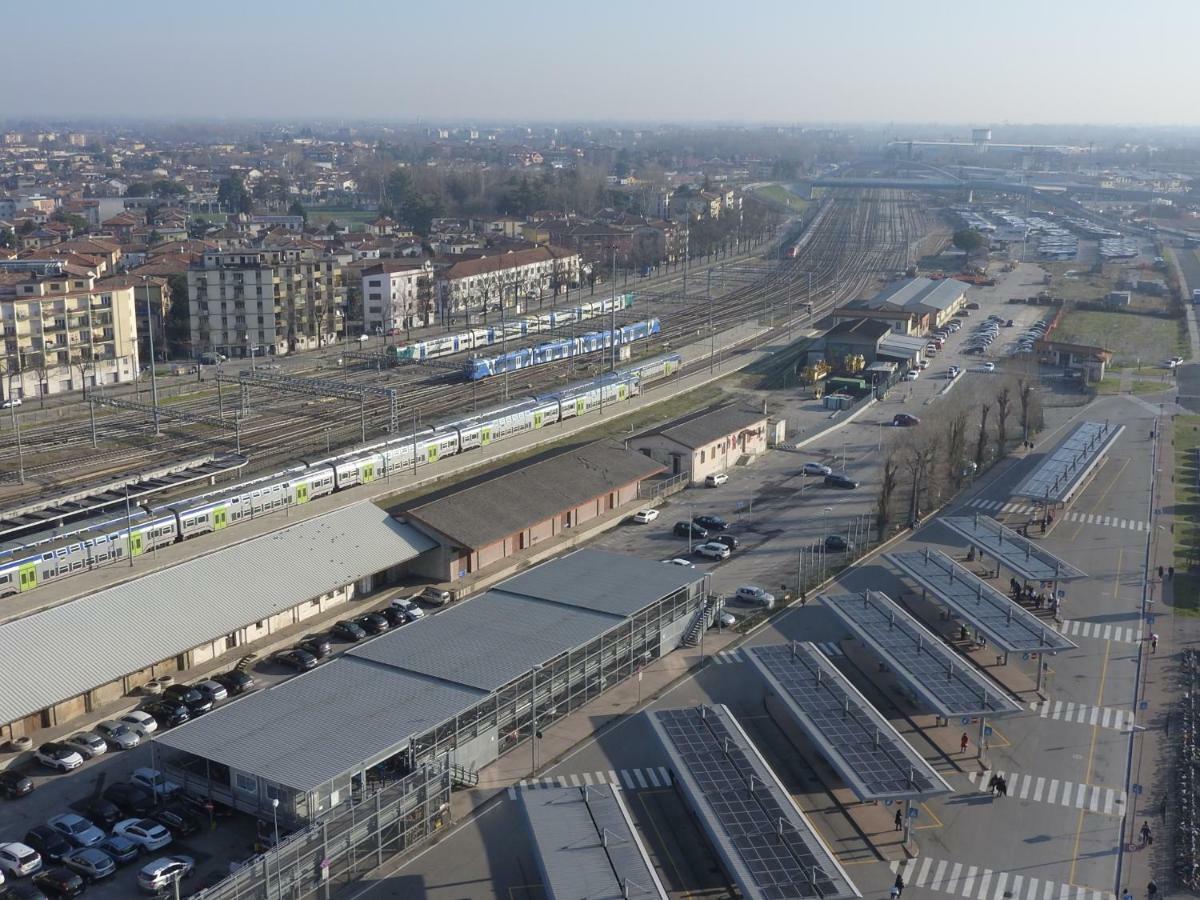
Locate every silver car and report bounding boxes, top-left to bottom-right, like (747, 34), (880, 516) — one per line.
(48, 813), (106, 849)
(64, 732), (108, 760)
(94, 721), (141, 750)
(62, 846), (116, 881)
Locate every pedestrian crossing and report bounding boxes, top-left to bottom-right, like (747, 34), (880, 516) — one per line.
(888, 856), (1115, 900)
(507, 766), (672, 798)
(966, 770), (1126, 816)
(1055, 618), (1142, 644)
(962, 498), (1148, 532)
(1028, 699), (1135, 731)
(710, 642), (844, 665)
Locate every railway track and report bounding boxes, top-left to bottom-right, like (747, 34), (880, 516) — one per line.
(0, 190), (926, 504)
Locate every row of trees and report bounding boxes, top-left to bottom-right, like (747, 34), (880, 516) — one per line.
(876, 370), (1045, 535)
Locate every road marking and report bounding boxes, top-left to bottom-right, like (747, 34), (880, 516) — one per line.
(890, 857), (1116, 900)
(510, 766), (673, 797)
(968, 770), (1125, 815)
(712, 642), (842, 664)
(1057, 619), (1141, 644)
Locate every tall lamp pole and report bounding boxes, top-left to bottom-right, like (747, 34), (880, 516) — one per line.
(140, 276), (161, 435)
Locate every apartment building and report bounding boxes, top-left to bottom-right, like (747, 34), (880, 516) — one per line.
(360, 259), (434, 334)
(1, 273), (139, 401)
(187, 248), (345, 358)
(436, 245), (580, 324)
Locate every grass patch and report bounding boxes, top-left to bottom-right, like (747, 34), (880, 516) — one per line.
(1172, 414), (1200, 616)
(1132, 378), (1170, 395)
(307, 207), (379, 227)
(1053, 308), (1186, 366)
(1095, 376), (1121, 395)
(752, 184), (810, 213)
(1041, 262), (1119, 302)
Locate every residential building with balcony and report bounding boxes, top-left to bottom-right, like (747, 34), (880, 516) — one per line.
(1, 273), (138, 402)
(186, 248), (345, 359)
(435, 245), (580, 324)
(361, 259), (435, 335)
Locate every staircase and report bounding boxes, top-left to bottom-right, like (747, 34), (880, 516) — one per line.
(450, 763), (479, 788)
(682, 594), (724, 647)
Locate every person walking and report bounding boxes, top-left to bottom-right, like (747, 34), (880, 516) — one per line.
(894, 873), (905, 897)
(960, 732), (969, 754)
(894, 808), (903, 831)
(1148, 878), (1158, 900)
(1168, 566), (1175, 581)
(1151, 633), (1159, 653)
(988, 773), (999, 795)
(1140, 821), (1153, 846)
(1121, 889), (1133, 900)
(998, 776), (1008, 798)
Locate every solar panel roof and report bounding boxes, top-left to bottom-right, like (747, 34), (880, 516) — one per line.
(819, 591), (1022, 718)
(937, 516), (1087, 582)
(886, 549), (1077, 655)
(649, 705), (859, 900)
(1013, 421), (1124, 504)
(748, 644), (952, 802)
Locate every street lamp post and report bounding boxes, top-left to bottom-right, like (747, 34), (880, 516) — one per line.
(270, 796), (281, 893)
(530, 664), (543, 775)
(140, 277), (161, 436)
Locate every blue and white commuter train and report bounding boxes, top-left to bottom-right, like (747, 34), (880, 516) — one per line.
(463, 318), (661, 381)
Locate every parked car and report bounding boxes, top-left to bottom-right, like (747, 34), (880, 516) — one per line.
(694, 542), (731, 560)
(693, 515), (728, 531)
(112, 819), (172, 853)
(32, 867), (85, 898)
(151, 805), (199, 839)
(712, 534), (740, 550)
(331, 620), (367, 642)
(211, 670), (255, 695)
(47, 814), (105, 849)
(22, 828), (71, 864)
(101, 784), (156, 818)
(355, 612), (390, 635)
(1, 397), (22, 409)
(823, 535), (853, 552)
(0, 770), (35, 799)
(892, 413), (921, 427)
(136, 855), (194, 894)
(824, 473), (859, 489)
(673, 521), (707, 539)
(305, 628), (342, 655)
(83, 799), (122, 831)
(662, 558), (695, 568)
(902, 370), (918, 381)
(97, 835), (139, 867)
(380, 605), (410, 628)
(631, 508), (659, 524)
(175, 792), (234, 822)
(162, 684), (212, 715)
(418, 586), (452, 606)
(734, 586), (775, 608)
(193, 680), (228, 705)
(60, 847), (115, 882)
(130, 768), (180, 799)
(117, 711), (158, 737)
(35, 744), (84, 773)
(802, 462), (832, 477)
(63, 733), (107, 761)
(948, 365), (961, 378)
(274, 648), (318, 671)
(704, 472), (729, 487)
(0, 842), (42, 877)
(977, 362), (996, 373)
(93, 721), (140, 751)
(388, 597), (424, 621)
(143, 700), (190, 729)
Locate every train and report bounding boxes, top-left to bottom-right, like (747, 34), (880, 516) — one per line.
(463, 318), (661, 381)
(388, 295), (633, 363)
(0, 352), (683, 599)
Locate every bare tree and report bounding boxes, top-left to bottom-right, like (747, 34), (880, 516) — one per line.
(30, 352), (50, 408)
(995, 384), (1013, 457)
(72, 351), (94, 396)
(975, 401), (992, 469)
(946, 405), (971, 489)
(877, 449), (899, 535)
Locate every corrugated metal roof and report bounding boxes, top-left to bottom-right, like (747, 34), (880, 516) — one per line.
(651, 404), (766, 450)
(158, 657), (483, 792)
(0, 503), (435, 725)
(872, 277), (965, 313)
(349, 590), (621, 692)
(405, 441), (664, 549)
(498, 548), (700, 617)
(520, 784), (667, 900)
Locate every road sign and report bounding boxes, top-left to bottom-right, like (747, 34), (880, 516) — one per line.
(984, 725), (994, 737)
(1132, 784), (1143, 796)
(1140, 700), (1149, 710)
(884, 799), (894, 806)
(908, 808), (919, 818)
(1023, 653), (1030, 661)
(961, 716), (970, 725)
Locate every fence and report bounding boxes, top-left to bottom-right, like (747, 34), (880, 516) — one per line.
(638, 471), (688, 501)
(190, 757), (451, 900)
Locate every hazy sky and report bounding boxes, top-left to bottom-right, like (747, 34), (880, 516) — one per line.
(6, 0), (1198, 125)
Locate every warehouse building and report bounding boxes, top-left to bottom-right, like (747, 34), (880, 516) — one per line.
(0, 503), (434, 744)
(403, 441), (665, 583)
(628, 405), (769, 484)
(832, 277), (967, 335)
(157, 549), (708, 829)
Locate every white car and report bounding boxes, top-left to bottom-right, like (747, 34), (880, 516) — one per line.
(1172, 356), (1185, 365)
(802, 462), (832, 477)
(694, 542), (732, 560)
(734, 585), (776, 608)
(1166, 359), (1178, 369)
(1, 398), (21, 409)
(980, 362), (996, 372)
(64, 732), (108, 760)
(705, 472), (729, 487)
(130, 767), (180, 798)
(389, 597), (425, 620)
(137, 855), (195, 893)
(662, 558), (695, 568)
(118, 710), (158, 737)
(358, 334), (371, 343)
(48, 813), (106, 849)
(718, 611), (737, 628)
(631, 508), (659, 524)
(948, 365), (961, 378)
(0, 842), (42, 877)
(35, 742), (84, 772)
(94, 720), (141, 750)
(113, 819), (173, 853)
(903, 370), (919, 381)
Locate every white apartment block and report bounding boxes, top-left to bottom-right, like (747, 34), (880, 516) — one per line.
(361, 260), (435, 335)
(436, 246), (581, 324)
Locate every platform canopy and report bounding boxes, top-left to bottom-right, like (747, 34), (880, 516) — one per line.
(937, 515), (1087, 583)
(1013, 421), (1124, 505)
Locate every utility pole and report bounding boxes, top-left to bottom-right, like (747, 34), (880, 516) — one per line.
(707, 269), (714, 374)
(140, 276), (161, 435)
(611, 248), (618, 373)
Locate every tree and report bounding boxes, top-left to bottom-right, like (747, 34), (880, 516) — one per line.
(29, 352), (50, 408)
(147, 229), (163, 246)
(165, 274), (191, 358)
(0, 227), (13, 248)
(16, 220), (35, 235)
(125, 182), (153, 198)
(953, 228), (986, 254)
(51, 210), (90, 234)
(217, 175), (252, 214)
(975, 401), (992, 468)
(945, 404), (971, 489)
(877, 450), (899, 535)
(325, 220), (340, 236)
(72, 352), (94, 396)
(995, 384), (1013, 457)
(287, 200), (307, 223)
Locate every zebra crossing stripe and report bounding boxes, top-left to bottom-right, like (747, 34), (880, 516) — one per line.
(890, 857), (1116, 900)
(510, 766), (675, 797)
(966, 771), (1124, 815)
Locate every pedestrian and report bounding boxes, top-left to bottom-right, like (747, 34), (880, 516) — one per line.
(988, 773), (999, 795)
(894, 808), (903, 831)
(1151, 633), (1159, 653)
(1121, 890), (1132, 900)
(998, 776), (1008, 797)
(960, 732), (969, 754)
(1140, 821), (1153, 846)
(890, 886), (900, 900)
(1148, 879), (1158, 900)
(1169, 566), (1175, 580)
(1158, 566), (1164, 579)
(894, 873), (905, 897)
